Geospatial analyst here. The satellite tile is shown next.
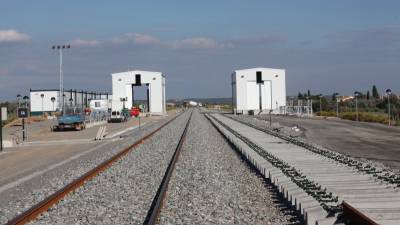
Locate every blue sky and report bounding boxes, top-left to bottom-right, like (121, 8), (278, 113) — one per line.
(1, 1), (400, 100)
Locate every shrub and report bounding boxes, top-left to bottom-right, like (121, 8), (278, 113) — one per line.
(316, 111), (337, 117)
(340, 112), (389, 124)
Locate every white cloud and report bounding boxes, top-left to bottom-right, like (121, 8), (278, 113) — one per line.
(172, 37), (229, 49)
(229, 35), (286, 45)
(112, 33), (161, 45)
(71, 39), (102, 47)
(0, 30), (30, 43)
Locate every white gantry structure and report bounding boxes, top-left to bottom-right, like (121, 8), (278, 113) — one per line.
(231, 67), (286, 115)
(111, 70), (166, 115)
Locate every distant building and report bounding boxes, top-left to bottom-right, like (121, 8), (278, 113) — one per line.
(339, 96), (355, 102)
(232, 67), (286, 114)
(29, 89), (111, 115)
(111, 70), (166, 115)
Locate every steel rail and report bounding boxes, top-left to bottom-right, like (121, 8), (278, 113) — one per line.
(342, 201), (378, 225)
(143, 110), (193, 225)
(6, 110), (186, 225)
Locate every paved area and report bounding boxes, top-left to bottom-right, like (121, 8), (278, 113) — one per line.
(2, 115), (158, 143)
(254, 115), (400, 170)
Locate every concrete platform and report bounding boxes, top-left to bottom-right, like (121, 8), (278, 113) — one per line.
(209, 113), (400, 225)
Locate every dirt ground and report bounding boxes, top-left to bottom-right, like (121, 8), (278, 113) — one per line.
(255, 115), (400, 170)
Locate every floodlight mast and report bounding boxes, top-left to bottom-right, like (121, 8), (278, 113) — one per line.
(52, 44), (70, 116)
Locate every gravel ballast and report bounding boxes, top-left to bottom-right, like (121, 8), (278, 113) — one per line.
(29, 111), (191, 225)
(0, 112), (180, 224)
(158, 110), (299, 225)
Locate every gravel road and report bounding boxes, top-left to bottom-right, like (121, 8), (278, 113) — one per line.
(0, 112), (179, 224)
(158, 110), (299, 225)
(29, 111), (191, 225)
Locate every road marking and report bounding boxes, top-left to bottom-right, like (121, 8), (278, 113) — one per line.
(0, 142), (109, 194)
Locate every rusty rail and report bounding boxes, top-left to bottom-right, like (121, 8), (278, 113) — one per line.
(342, 201), (378, 225)
(6, 110), (185, 225)
(143, 111), (193, 225)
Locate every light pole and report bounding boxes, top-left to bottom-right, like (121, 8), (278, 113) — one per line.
(318, 94), (323, 114)
(386, 89), (392, 126)
(305, 96), (309, 117)
(22, 96), (29, 141)
(17, 94), (21, 108)
(40, 93), (45, 116)
(334, 93), (340, 117)
(69, 98), (73, 107)
(120, 98), (127, 109)
(51, 97), (56, 112)
(52, 44), (70, 116)
(354, 91), (360, 121)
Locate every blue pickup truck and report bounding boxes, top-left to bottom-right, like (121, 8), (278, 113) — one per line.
(53, 109), (86, 131)
(57, 114), (86, 130)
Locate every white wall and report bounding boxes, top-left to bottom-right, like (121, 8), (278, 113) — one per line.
(30, 91), (59, 112)
(89, 99), (110, 111)
(111, 70), (166, 114)
(233, 67), (286, 114)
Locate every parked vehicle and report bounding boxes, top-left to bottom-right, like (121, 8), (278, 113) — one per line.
(108, 109), (129, 122)
(53, 107), (86, 131)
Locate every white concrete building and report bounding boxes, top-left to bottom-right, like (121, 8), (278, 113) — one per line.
(232, 67), (286, 114)
(111, 70), (166, 115)
(29, 89), (111, 115)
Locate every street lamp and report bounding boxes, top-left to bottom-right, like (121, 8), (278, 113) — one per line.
(120, 97), (127, 109)
(40, 93), (45, 116)
(17, 94), (22, 108)
(52, 44), (71, 116)
(354, 91), (361, 121)
(23, 96), (29, 107)
(386, 89), (392, 126)
(51, 97), (56, 111)
(334, 93), (340, 117)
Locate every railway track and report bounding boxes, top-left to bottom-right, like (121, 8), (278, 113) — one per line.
(5, 110), (191, 225)
(143, 110), (192, 225)
(206, 113), (400, 225)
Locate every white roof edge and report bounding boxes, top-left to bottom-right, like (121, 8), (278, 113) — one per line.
(111, 70), (163, 76)
(234, 67), (285, 73)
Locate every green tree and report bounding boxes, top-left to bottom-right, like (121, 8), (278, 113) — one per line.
(372, 85), (379, 99)
(307, 89), (311, 97)
(298, 92), (303, 98)
(366, 91), (370, 100)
